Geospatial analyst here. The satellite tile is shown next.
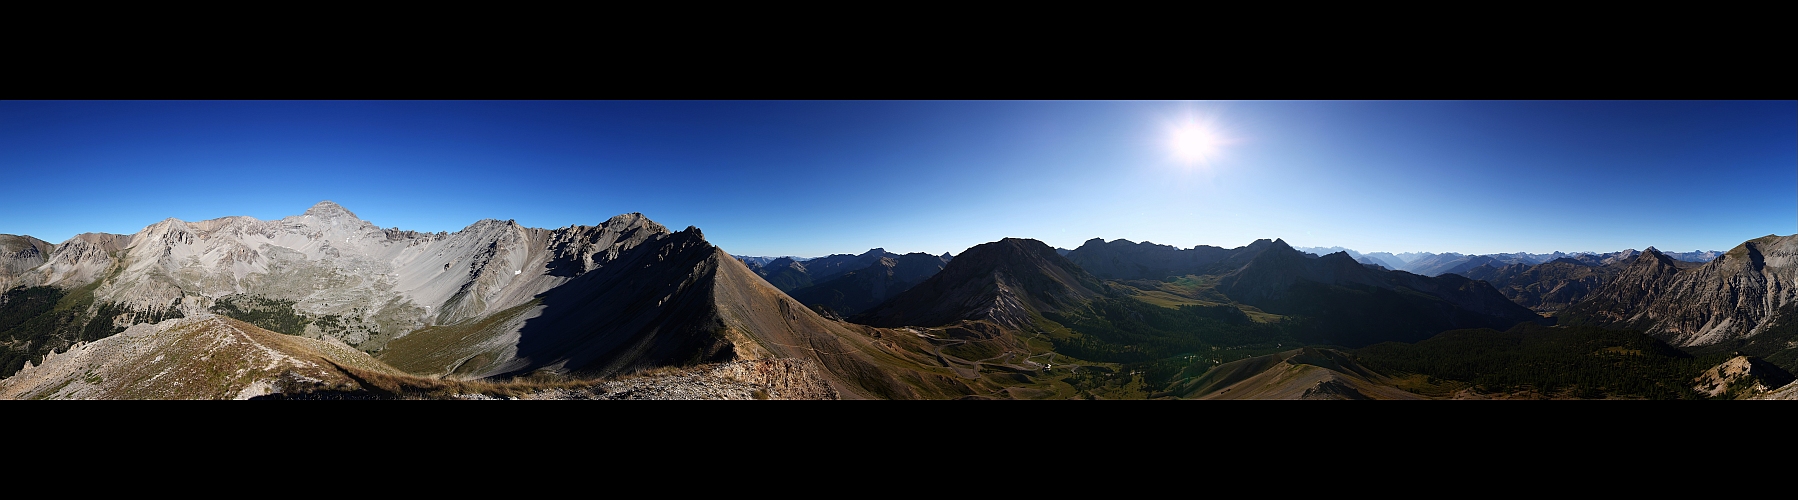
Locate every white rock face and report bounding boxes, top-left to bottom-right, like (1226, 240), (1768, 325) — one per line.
(11, 201), (674, 351)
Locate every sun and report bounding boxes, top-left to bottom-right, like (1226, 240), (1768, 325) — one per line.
(1169, 123), (1222, 164)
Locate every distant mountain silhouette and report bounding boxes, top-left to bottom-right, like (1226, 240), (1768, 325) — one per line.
(1064, 238), (1267, 280)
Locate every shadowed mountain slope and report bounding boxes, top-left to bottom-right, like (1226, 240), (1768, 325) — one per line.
(1461, 258), (1626, 313)
(1063, 238), (1245, 280)
(876, 236), (1538, 350)
(387, 226), (936, 399)
(798, 248), (898, 284)
(1161, 347), (1423, 400)
(755, 257), (814, 292)
(853, 238), (1107, 330)
(1206, 240), (1541, 347)
(788, 252), (950, 317)
(753, 248), (902, 293)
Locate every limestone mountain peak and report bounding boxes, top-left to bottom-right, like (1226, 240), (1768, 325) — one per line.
(303, 200), (358, 219)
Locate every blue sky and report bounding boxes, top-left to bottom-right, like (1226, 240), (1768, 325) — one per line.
(2, 100), (1792, 257)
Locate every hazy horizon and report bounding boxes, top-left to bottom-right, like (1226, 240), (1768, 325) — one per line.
(4, 100), (1791, 257)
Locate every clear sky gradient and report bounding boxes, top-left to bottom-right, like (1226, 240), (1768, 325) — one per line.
(3, 100), (1792, 257)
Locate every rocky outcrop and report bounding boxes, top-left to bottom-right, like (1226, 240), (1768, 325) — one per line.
(391, 359), (840, 400)
(1694, 355), (1794, 399)
(523, 359), (838, 400)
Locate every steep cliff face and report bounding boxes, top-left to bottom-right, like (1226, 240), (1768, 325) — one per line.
(1561, 236), (1797, 348)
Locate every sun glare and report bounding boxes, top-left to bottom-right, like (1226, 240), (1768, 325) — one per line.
(1168, 122), (1227, 166)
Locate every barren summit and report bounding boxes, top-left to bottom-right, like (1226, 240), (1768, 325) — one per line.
(302, 200), (358, 219)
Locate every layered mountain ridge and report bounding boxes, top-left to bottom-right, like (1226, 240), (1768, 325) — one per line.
(1561, 236), (1798, 348)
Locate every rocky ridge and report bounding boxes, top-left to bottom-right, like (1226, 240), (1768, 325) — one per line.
(1561, 236), (1797, 348)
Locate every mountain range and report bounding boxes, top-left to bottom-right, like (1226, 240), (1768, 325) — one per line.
(1559, 236), (1798, 357)
(3, 201), (1791, 400)
(1292, 246), (1720, 276)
